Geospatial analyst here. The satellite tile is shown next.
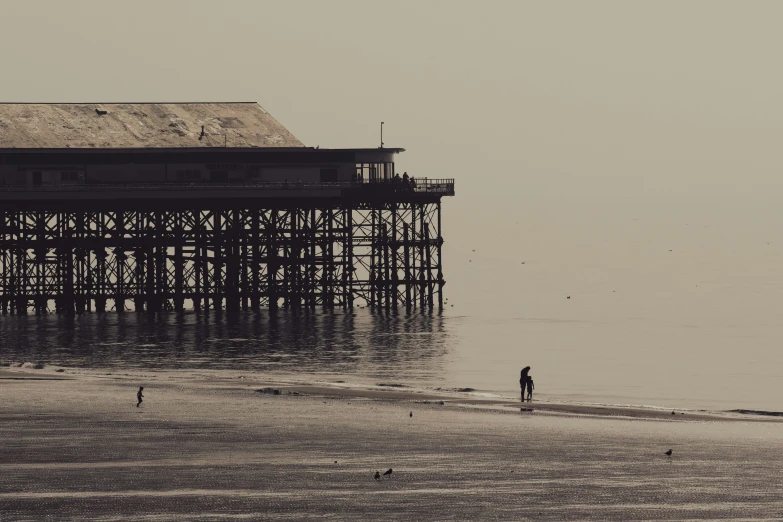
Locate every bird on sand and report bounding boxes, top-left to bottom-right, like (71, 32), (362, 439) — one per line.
(566, 295), (571, 299)
(410, 411), (413, 417)
(383, 468), (393, 477)
(665, 449), (672, 457)
(374, 471), (380, 480)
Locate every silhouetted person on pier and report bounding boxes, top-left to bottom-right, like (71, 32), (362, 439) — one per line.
(136, 386), (144, 407)
(393, 173), (401, 191)
(526, 376), (534, 402)
(519, 366), (531, 402)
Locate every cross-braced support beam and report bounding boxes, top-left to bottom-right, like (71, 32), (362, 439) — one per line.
(0, 200), (445, 314)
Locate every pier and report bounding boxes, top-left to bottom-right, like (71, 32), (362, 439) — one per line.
(0, 103), (454, 314)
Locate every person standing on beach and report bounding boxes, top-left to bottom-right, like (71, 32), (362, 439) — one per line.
(526, 376), (534, 402)
(136, 386), (144, 408)
(519, 366), (531, 402)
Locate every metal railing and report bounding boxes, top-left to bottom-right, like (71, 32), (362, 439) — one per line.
(0, 178), (455, 195)
(411, 178), (455, 194)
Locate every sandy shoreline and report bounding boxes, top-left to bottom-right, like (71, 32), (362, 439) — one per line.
(3, 367), (783, 520)
(274, 383), (765, 422)
(3, 366), (769, 423)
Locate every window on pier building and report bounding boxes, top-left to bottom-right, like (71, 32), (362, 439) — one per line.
(355, 162), (394, 183)
(319, 168), (338, 183)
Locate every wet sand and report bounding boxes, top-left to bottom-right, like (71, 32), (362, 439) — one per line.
(277, 384), (750, 422)
(2, 368), (783, 521)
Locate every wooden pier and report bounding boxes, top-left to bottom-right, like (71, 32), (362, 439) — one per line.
(0, 103), (454, 314)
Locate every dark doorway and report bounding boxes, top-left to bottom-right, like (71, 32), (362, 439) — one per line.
(32, 172), (42, 186)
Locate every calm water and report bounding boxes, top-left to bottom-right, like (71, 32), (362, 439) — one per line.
(4, 198), (783, 413)
(0, 311), (452, 385)
(1, 303), (782, 414)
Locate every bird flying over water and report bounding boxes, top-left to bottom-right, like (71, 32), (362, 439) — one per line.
(383, 468), (393, 477)
(665, 449), (672, 457)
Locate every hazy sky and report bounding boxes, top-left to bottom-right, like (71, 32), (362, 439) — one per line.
(4, 0), (783, 321)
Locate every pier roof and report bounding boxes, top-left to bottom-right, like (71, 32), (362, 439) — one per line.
(0, 102), (304, 149)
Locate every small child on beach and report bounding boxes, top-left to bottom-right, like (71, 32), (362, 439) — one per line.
(137, 386), (144, 407)
(526, 377), (534, 402)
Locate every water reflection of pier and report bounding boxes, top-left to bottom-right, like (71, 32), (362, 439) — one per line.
(0, 311), (451, 382)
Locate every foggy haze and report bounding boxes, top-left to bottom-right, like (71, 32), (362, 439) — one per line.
(3, 0), (783, 407)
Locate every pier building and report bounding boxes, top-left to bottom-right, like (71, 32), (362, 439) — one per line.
(0, 103), (454, 314)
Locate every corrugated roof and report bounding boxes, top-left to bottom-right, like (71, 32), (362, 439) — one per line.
(0, 103), (304, 149)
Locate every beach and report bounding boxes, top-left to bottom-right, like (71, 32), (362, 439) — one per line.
(2, 367), (783, 521)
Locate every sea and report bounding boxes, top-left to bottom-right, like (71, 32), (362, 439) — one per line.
(3, 186), (783, 415)
(1, 300), (781, 414)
